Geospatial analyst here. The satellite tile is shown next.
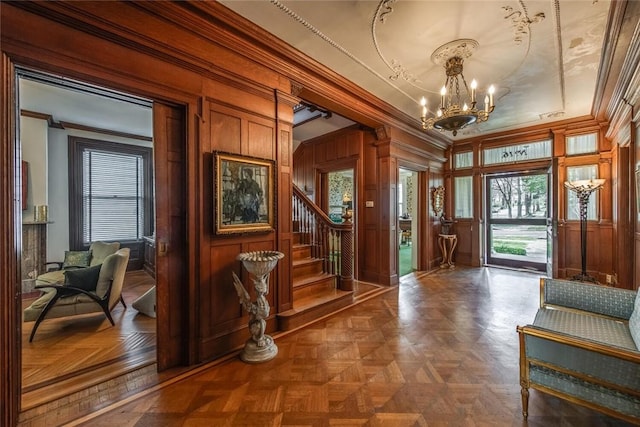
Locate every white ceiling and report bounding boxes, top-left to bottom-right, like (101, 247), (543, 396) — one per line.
(19, 76), (153, 138)
(221, 0), (612, 141)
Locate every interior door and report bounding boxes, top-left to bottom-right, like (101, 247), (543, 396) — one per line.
(547, 159), (558, 278)
(153, 102), (188, 370)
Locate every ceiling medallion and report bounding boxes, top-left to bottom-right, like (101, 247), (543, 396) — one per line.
(420, 40), (495, 137)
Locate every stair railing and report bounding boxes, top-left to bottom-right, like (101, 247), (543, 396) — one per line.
(293, 185), (354, 291)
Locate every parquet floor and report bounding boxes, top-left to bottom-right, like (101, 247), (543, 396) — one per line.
(21, 271), (156, 406)
(69, 267), (635, 426)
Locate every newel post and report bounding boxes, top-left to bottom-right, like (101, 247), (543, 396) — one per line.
(340, 212), (354, 291)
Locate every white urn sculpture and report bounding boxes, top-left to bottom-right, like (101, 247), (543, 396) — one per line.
(232, 250), (284, 363)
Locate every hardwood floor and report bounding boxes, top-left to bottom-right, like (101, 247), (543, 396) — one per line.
(61, 267), (635, 427)
(21, 270), (156, 410)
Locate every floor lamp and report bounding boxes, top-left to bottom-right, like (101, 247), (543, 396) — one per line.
(564, 178), (605, 283)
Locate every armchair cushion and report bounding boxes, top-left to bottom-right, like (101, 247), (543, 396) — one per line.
(36, 242), (121, 287)
(630, 292), (640, 349)
(89, 241), (121, 267)
(64, 264), (102, 292)
(61, 250), (92, 269)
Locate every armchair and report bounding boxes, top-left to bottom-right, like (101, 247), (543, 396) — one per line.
(36, 241), (120, 286)
(24, 248), (130, 342)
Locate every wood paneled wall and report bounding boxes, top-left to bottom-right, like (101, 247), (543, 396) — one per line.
(293, 126), (446, 285)
(1, 3), (445, 422)
(0, 1), (637, 424)
(448, 118), (636, 287)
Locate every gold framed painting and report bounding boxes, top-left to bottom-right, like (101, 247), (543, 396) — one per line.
(214, 152), (275, 234)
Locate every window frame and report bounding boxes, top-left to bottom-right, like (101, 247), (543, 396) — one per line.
(68, 136), (153, 250)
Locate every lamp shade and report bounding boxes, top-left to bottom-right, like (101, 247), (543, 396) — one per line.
(564, 179), (605, 192)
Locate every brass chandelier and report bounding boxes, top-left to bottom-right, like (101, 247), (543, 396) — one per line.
(420, 46), (495, 136)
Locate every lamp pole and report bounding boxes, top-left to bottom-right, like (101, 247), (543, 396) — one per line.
(564, 179), (605, 283)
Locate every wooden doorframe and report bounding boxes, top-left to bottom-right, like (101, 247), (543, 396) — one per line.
(316, 158), (359, 279)
(1, 52), (22, 427)
(1, 59), (191, 425)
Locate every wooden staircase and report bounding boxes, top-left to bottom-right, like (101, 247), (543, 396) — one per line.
(277, 227), (354, 330)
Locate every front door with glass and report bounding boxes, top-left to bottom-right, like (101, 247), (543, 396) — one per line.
(485, 171), (549, 271)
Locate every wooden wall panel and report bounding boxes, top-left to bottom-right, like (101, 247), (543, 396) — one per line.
(294, 126), (446, 284)
(453, 220), (473, 266)
(206, 243), (244, 330)
(201, 97), (278, 361)
(210, 110), (241, 154)
(247, 121), (275, 160)
(281, 130), (291, 167)
(596, 224), (614, 281)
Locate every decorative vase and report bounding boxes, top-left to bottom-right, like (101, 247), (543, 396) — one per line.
(232, 250), (284, 363)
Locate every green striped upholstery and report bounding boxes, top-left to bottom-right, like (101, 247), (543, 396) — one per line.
(533, 308), (636, 350)
(542, 278), (636, 320)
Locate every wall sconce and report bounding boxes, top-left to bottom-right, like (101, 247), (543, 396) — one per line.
(431, 186), (444, 217)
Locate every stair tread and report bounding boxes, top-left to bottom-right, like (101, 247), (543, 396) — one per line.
(280, 288), (353, 315)
(292, 242), (312, 248)
(292, 258), (323, 267)
(293, 272), (335, 288)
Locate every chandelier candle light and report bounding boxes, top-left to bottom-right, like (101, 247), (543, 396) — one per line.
(420, 40), (495, 136)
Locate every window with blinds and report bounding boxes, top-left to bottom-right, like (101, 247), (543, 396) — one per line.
(69, 136), (153, 248)
(82, 150), (144, 243)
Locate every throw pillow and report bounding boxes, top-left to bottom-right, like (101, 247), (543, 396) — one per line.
(629, 291), (640, 350)
(64, 264), (102, 292)
(62, 250), (92, 269)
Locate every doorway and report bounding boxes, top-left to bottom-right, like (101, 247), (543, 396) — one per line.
(17, 69), (157, 405)
(485, 171), (549, 271)
(398, 168), (418, 276)
(326, 169), (354, 224)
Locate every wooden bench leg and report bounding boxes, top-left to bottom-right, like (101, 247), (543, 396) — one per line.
(521, 383), (529, 419)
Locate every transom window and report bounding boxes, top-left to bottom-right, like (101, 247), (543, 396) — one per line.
(454, 151), (473, 169)
(566, 133), (597, 155)
(483, 140), (551, 166)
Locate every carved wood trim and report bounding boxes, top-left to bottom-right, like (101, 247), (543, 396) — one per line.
(593, 0), (639, 122)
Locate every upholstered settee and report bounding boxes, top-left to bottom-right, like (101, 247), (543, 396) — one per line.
(517, 278), (640, 423)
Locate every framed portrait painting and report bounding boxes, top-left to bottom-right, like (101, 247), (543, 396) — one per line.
(214, 152), (275, 234)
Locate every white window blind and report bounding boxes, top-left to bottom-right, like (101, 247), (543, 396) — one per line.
(455, 176), (473, 218)
(566, 133), (597, 155)
(454, 151), (473, 169)
(83, 149), (144, 243)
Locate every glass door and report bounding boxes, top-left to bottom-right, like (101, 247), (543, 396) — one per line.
(485, 171), (549, 271)
(398, 168), (418, 276)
